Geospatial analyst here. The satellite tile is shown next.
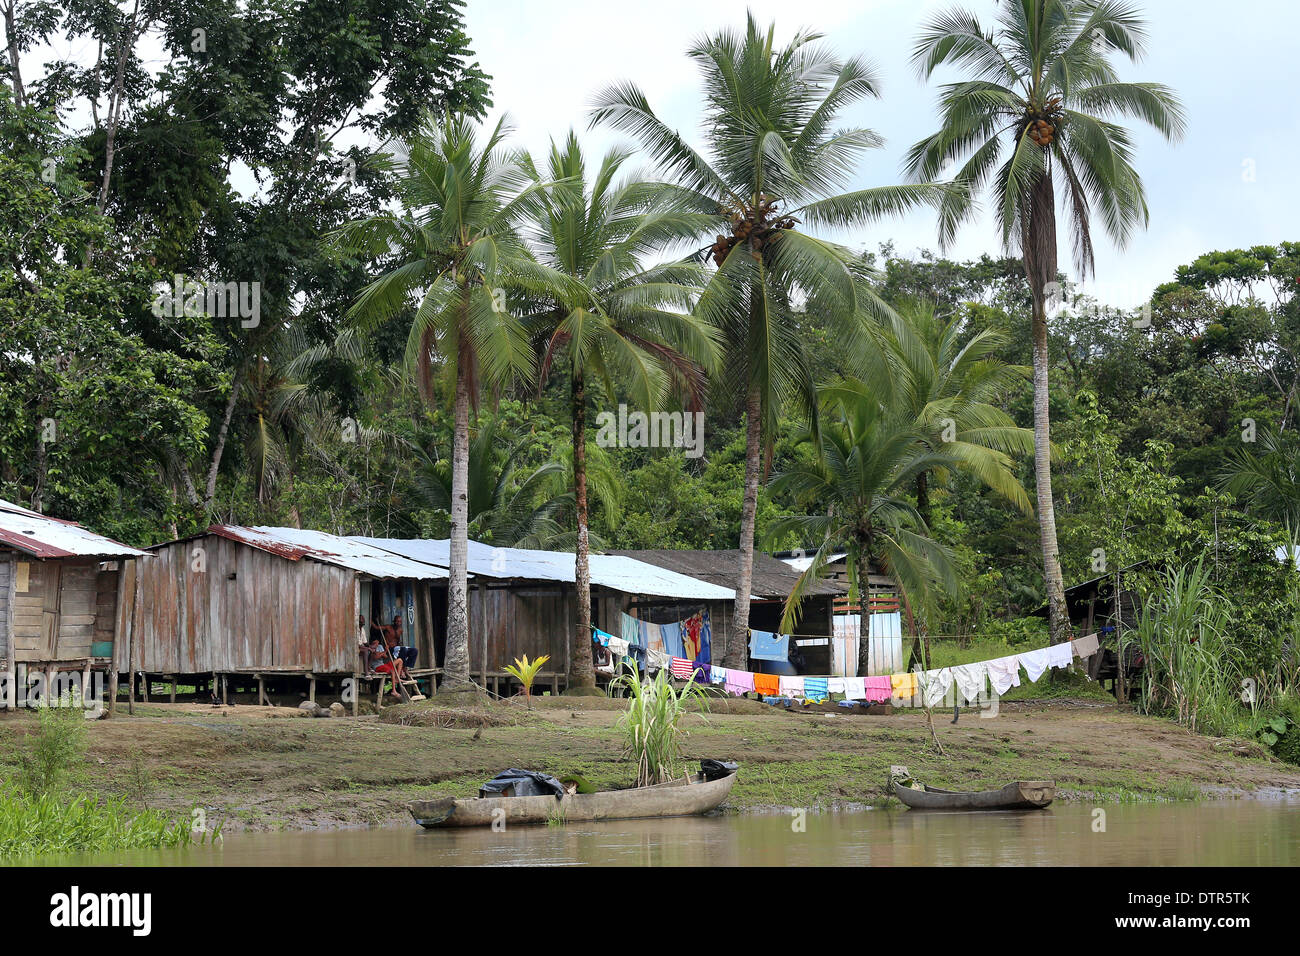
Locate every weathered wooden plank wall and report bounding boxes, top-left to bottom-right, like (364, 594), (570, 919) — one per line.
(54, 561), (97, 658)
(12, 558), (45, 658)
(122, 536), (359, 674)
(468, 583), (573, 674)
(93, 567), (119, 651)
(0, 556), (11, 662)
(0, 557), (118, 664)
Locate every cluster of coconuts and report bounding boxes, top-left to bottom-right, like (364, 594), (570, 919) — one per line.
(709, 194), (799, 266)
(1026, 96), (1064, 147)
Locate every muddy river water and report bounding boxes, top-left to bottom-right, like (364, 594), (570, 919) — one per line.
(28, 799), (1300, 866)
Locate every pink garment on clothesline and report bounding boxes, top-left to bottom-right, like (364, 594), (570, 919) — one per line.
(724, 669), (755, 696)
(862, 676), (893, 703)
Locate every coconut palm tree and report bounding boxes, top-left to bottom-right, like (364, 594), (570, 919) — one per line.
(906, 0), (1185, 643)
(887, 299), (1035, 523)
(335, 113), (568, 690)
(768, 377), (958, 675)
(592, 14), (949, 668)
(519, 132), (720, 688)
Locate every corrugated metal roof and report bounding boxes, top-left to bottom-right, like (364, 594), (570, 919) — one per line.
(357, 538), (738, 601)
(0, 498), (147, 558)
(612, 548), (847, 598)
(207, 526), (450, 580)
(779, 551), (847, 573)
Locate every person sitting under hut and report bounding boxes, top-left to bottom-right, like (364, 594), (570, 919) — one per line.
(358, 615), (380, 673)
(369, 637), (407, 699)
(381, 614), (418, 671)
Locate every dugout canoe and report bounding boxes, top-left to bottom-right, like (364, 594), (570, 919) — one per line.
(892, 778), (1054, 811)
(410, 770), (737, 828)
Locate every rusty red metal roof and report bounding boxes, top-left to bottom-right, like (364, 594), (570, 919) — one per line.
(0, 498), (147, 559)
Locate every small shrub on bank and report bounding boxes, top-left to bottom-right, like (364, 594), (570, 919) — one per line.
(18, 704), (87, 796)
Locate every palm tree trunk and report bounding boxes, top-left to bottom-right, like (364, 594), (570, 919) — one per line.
(570, 367), (596, 689)
(729, 383), (762, 669)
(916, 471), (931, 528)
(443, 335), (474, 690)
(203, 380), (241, 516)
(1024, 172), (1070, 645)
(855, 542), (873, 677)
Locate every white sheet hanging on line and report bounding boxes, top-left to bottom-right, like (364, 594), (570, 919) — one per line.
(923, 667), (954, 707)
(952, 662), (987, 703)
(1046, 642), (1073, 670)
(1018, 647), (1052, 682)
(987, 655), (1022, 694)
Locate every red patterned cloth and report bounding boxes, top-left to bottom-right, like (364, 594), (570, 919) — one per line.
(669, 657), (696, 680)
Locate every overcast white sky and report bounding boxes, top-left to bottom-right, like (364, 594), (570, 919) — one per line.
(463, 0), (1299, 308)
(20, 1), (1296, 310)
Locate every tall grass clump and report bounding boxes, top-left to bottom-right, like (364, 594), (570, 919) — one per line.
(1, 698), (205, 858)
(609, 668), (708, 787)
(1123, 560), (1248, 737)
(0, 787), (201, 859)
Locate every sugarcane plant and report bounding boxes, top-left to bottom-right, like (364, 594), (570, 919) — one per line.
(609, 667), (709, 787)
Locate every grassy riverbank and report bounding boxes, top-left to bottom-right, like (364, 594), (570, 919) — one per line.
(2, 693), (1297, 832)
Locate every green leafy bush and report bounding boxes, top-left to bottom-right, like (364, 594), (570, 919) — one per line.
(18, 704), (88, 796)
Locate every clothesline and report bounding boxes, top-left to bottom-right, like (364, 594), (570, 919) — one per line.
(654, 633), (1101, 707)
(592, 609), (716, 675)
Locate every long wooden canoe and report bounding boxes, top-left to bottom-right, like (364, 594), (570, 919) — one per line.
(410, 771), (738, 828)
(892, 778), (1054, 811)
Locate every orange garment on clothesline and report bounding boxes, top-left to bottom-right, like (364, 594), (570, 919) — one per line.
(752, 673), (780, 697)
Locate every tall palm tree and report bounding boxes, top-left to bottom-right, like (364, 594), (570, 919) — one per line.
(906, 0), (1185, 643)
(768, 378), (958, 675)
(887, 300), (1035, 523)
(592, 14), (948, 668)
(335, 114), (565, 690)
(519, 132), (720, 687)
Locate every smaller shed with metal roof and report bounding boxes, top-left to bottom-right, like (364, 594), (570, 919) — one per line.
(120, 526), (453, 702)
(359, 538), (740, 687)
(0, 498), (146, 689)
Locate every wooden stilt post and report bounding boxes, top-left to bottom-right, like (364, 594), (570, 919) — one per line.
(257, 675), (266, 706)
(108, 670), (118, 716)
(308, 673), (316, 704)
(169, 676), (177, 704)
(351, 672), (359, 717)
